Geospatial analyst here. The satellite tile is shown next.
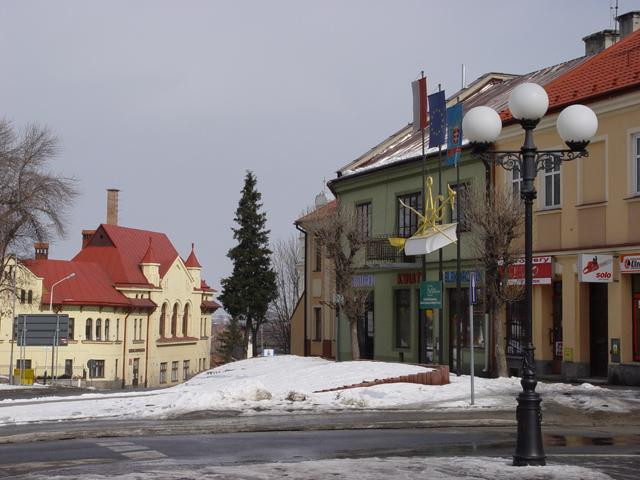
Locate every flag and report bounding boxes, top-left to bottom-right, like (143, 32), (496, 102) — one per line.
(428, 91), (446, 148)
(446, 103), (463, 166)
(412, 77), (428, 132)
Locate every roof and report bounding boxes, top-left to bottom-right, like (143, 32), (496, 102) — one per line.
(22, 259), (132, 308)
(184, 243), (202, 268)
(295, 199), (337, 224)
(73, 224), (180, 284)
(201, 300), (221, 312)
(140, 238), (160, 264)
(337, 57), (588, 178)
(501, 27), (640, 122)
(198, 279), (216, 293)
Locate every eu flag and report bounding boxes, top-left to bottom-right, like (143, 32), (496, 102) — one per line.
(428, 91), (446, 148)
(445, 103), (464, 166)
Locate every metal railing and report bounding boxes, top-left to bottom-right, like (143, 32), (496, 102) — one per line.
(365, 234), (417, 264)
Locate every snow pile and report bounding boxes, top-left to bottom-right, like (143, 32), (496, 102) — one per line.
(0, 356), (637, 426)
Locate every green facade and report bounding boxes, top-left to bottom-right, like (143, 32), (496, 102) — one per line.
(332, 151), (490, 372)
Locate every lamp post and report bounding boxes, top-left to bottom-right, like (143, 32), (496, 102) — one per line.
(462, 83), (598, 466)
(49, 272), (75, 382)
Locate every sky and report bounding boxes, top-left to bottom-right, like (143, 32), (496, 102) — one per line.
(0, 0), (636, 292)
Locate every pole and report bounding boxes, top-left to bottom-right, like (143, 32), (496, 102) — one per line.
(469, 274), (475, 405)
(9, 256), (17, 384)
(455, 154), (462, 375)
(420, 71), (427, 364)
(513, 122), (545, 466)
(437, 146), (444, 365)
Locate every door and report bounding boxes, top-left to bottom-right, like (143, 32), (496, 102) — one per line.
(551, 282), (563, 374)
(132, 358), (140, 387)
(589, 283), (608, 377)
(360, 293), (374, 360)
(448, 288), (468, 373)
(633, 294), (640, 362)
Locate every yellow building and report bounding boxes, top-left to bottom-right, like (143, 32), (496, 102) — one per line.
(493, 22), (640, 384)
(1, 190), (219, 388)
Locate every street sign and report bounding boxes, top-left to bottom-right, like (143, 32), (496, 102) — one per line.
(419, 281), (442, 309)
(13, 314), (69, 346)
(470, 272), (477, 305)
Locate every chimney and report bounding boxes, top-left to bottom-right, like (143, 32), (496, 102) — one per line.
(106, 189), (119, 225)
(582, 29), (619, 56)
(34, 242), (49, 260)
(82, 229), (96, 248)
(617, 11), (640, 39)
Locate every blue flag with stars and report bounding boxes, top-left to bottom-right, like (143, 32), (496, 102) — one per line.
(428, 91), (446, 148)
(445, 103), (464, 166)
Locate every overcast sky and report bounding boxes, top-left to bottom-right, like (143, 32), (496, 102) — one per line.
(0, 0), (635, 291)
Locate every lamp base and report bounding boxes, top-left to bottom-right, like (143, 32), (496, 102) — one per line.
(512, 390), (546, 466)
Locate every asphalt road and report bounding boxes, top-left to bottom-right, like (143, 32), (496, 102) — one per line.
(0, 425), (639, 479)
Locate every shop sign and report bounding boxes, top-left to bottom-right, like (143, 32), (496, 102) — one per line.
(506, 256), (553, 285)
(397, 272), (424, 285)
(620, 254), (640, 274)
(352, 274), (375, 288)
(578, 254), (613, 283)
(444, 270), (482, 284)
(419, 281), (442, 309)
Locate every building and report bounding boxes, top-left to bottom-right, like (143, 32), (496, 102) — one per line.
(1, 190), (219, 388)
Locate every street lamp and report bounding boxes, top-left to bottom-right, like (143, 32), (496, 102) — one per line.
(49, 272), (76, 313)
(49, 272), (75, 382)
(462, 83), (597, 466)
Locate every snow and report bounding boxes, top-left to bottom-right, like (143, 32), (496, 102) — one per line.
(23, 456), (613, 479)
(0, 356), (638, 426)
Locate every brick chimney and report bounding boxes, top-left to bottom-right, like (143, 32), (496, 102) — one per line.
(106, 189), (119, 225)
(583, 29), (619, 56)
(34, 242), (49, 260)
(617, 11), (640, 39)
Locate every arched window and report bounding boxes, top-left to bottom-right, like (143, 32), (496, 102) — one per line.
(182, 304), (189, 337)
(171, 303), (178, 337)
(86, 318), (93, 340)
(105, 319), (110, 340)
(96, 318), (102, 341)
(159, 304), (167, 338)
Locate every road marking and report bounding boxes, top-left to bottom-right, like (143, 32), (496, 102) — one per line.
(547, 454), (640, 458)
(96, 441), (135, 447)
(122, 450), (167, 460)
(107, 445), (149, 453)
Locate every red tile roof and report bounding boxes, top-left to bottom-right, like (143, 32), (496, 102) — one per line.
(73, 224), (179, 284)
(23, 259), (132, 308)
(296, 199), (337, 224)
(198, 279), (216, 293)
(201, 300), (221, 312)
(184, 243), (202, 268)
(501, 28), (640, 122)
(140, 237), (160, 264)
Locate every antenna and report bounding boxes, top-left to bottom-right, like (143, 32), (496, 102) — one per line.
(610, 0), (619, 31)
(461, 64), (466, 89)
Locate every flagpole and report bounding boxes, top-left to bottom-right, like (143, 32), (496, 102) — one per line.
(437, 84), (444, 367)
(420, 71), (427, 364)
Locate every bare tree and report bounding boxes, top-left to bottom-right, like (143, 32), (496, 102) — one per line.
(463, 184), (524, 377)
(0, 120), (77, 298)
(303, 202), (368, 360)
(267, 236), (301, 353)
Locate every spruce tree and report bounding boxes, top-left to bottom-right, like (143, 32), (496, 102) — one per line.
(219, 171), (277, 358)
(218, 316), (244, 362)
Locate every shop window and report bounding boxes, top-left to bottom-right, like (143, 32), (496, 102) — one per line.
(160, 363), (167, 384)
(89, 360), (105, 378)
(171, 361), (178, 382)
(314, 307), (322, 340)
(397, 192), (422, 238)
(395, 289), (411, 348)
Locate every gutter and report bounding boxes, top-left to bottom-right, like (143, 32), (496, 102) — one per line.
(295, 222), (308, 357)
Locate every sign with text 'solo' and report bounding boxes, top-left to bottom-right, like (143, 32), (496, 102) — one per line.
(419, 281), (442, 309)
(578, 254), (613, 283)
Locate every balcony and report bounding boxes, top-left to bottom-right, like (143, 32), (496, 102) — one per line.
(365, 234), (417, 265)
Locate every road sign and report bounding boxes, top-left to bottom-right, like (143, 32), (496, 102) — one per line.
(470, 272), (477, 305)
(419, 281), (442, 309)
(13, 315), (69, 346)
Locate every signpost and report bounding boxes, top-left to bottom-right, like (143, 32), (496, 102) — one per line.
(469, 272), (477, 405)
(419, 281), (442, 309)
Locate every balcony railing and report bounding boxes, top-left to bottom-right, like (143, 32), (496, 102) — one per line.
(365, 234), (417, 264)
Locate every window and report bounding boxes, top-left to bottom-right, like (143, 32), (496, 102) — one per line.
(105, 319), (110, 341)
(139, 318), (144, 340)
(395, 289), (411, 348)
(506, 299), (526, 356)
(171, 304), (178, 337)
(183, 304), (189, 337)
(171, 361), (178, 382)
(397, 192), (422, 238)
(27, 290), (33, 304)
(68, 318), (75, 340)
(183, 360), (190, 380)
(85, 318), (93, 340)
(160, 363), (167, 384)
(20, 289), (25, 304)
(160, 304), (167, 337)
(116, 319), (120, 341)
(450, 183), (470, 231)
(89, 360), (105, 378)
(356, 202), (372, 238)
(314, 239), (322, 272)
(512, 168), (522, 199)
(314, 307), (322, 340)
(633, 133), (640, 195)
(16, 359), (31, 369)
(543, 162), (561, 207)
(64, 359), (73, 377)
(96, 318), (102, 341)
